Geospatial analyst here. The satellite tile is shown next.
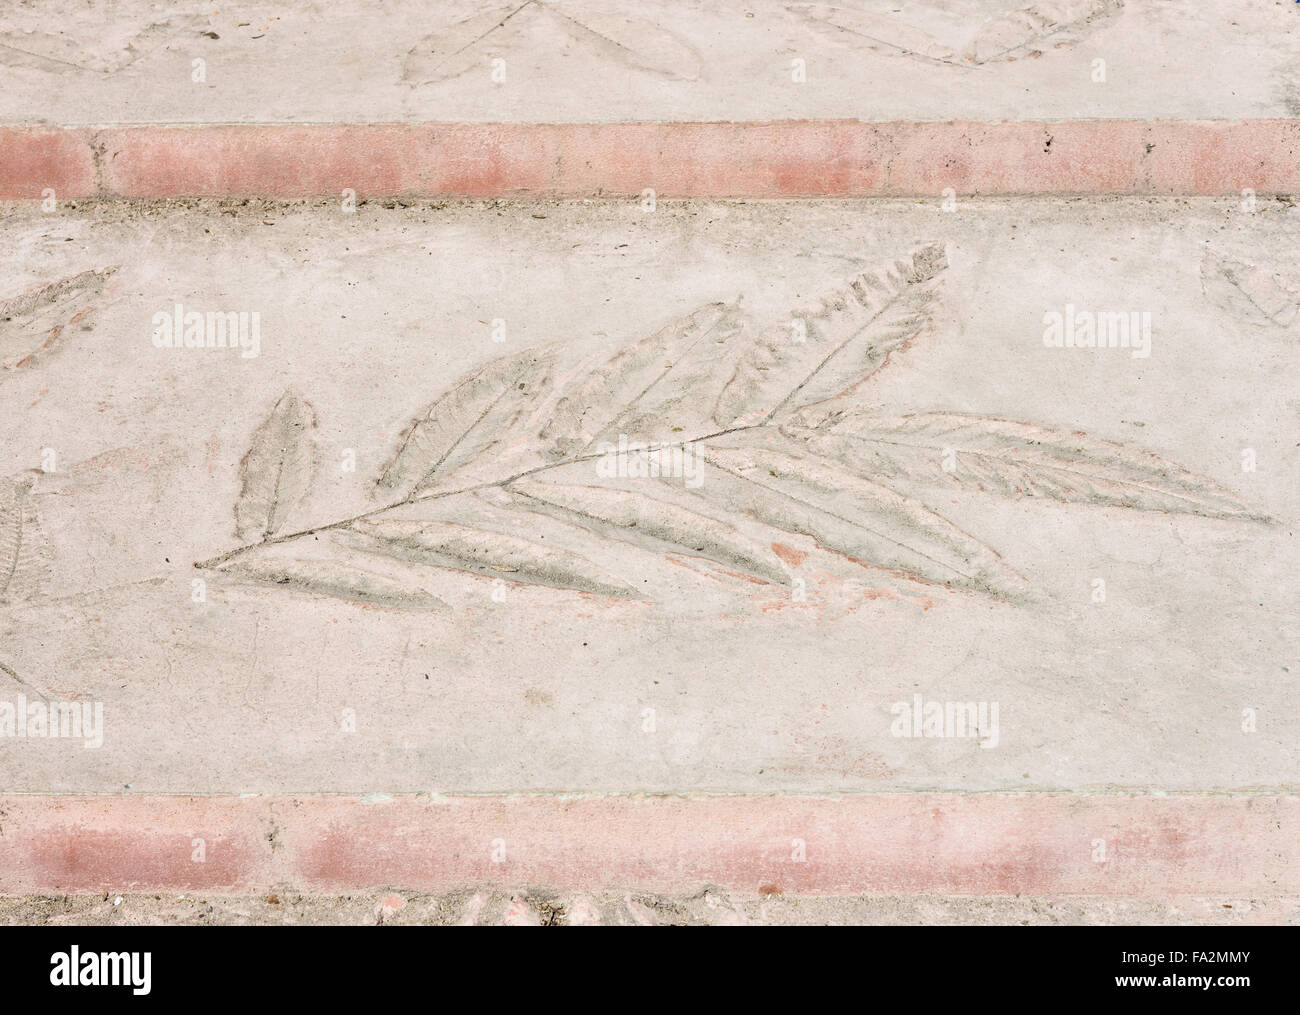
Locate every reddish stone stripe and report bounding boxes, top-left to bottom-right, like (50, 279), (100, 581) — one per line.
(0, 794), (1294, 896)
(0, 127), (97, 199)
(2, 121), (1299, 200)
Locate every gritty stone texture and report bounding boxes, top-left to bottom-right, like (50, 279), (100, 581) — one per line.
(0, 0), (1297, 124)
(2, 891), (1297, 926)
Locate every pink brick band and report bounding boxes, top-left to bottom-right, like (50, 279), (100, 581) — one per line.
(3, 120), (1297, 200)
(1, 793), (1293, 896)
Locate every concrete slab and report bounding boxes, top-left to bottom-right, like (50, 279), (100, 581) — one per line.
(2, 1), (1298, 124)
(1, 196), (1296, 801)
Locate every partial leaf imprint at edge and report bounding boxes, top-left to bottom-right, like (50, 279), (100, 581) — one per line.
(0, 267), (118, 376)
(0, 16), (208, 75)
(789, 0), (1125, 67)
(0, 472), (54, 607)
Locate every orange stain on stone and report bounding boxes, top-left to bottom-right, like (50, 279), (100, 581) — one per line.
(770, 542), (808, 567)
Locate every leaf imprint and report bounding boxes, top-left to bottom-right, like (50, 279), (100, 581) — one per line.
(0, 472), (54, 605)
(377, 347), (554, 497)
(202, 241), (1267, 606)
(234, 388), (317, 541)
(0, 266), (117, 374)
(347, 517), (637, 598)
(510, 478), (791, 586)
(217, 557), (449, 611)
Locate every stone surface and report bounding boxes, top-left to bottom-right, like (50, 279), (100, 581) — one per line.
(1, 197), (1296, 797)
(2, 0), (1299, 927)
(5, 121), (1300, 200)
(0, 1), (1297, 124)
(3, 793), (1297, 896)
(3, 890), (1297, 926)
